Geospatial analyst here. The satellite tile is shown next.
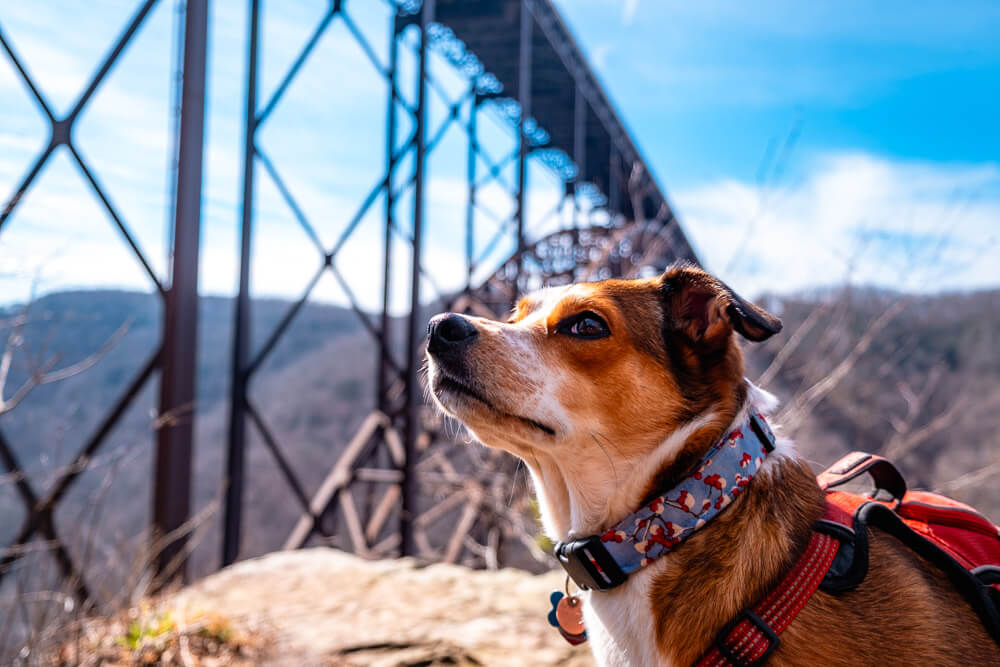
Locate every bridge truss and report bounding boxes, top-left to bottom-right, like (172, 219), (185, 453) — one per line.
(0, 0), (699, 608)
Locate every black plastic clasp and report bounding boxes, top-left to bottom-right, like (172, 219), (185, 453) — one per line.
(749, 412), (776, 453)
(715, 609), (780, 666)
(554, 536), (629, 591)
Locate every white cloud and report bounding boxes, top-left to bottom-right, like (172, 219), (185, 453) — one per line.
(7, 148), (997, 312)
(675, 152), (1000, 298)
(591, 42), (614, 71)
(6, 4), (996, 315)
(622, 0), (640, 26)
(0, 162), (568, 315)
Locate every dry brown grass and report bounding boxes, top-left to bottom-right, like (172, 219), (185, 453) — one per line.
(42, 603), (270, 666)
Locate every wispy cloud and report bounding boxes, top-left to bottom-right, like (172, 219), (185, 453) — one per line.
(590, 42), (614, 71)
(676, 152), (1000, 296)
(3, 1), (999, 311)
(621, 0), (640, 27)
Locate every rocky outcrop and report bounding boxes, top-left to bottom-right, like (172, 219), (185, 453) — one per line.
(167, 548), (594, 666)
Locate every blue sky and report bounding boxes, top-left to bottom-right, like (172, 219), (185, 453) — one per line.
(0, 0), (997, 310)
(566, 1), (1000, 185)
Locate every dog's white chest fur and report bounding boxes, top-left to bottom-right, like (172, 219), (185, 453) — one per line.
(573, 386), (783, 667)
(583, 564), (675, 667)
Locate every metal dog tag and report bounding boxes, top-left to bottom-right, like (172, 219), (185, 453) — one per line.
(555, 594), (585, 635)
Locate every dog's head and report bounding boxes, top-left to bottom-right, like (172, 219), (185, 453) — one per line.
(425, 264), (781, 513)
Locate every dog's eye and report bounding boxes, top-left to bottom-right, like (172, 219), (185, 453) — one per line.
(559, 312), (610, 339)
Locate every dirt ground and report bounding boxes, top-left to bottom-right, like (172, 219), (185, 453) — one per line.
(164, 548), (594, 666)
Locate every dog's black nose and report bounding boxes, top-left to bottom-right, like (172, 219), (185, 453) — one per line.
(427, 313), (478, 354)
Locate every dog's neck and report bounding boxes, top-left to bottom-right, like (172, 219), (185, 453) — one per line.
(523, 382), (827, 665)
(526, 411), (722, 539)
(527, 381), (776, 542)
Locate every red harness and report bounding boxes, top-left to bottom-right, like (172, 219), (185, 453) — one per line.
(698, 452), (1000, 666)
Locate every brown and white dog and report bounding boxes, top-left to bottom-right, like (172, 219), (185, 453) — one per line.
(424, 264), (996, 666)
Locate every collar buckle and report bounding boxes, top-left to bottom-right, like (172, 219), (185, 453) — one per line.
(554, 536), (628, 591)
(715, 609), (780, 666)
(749, 412), (776, 453)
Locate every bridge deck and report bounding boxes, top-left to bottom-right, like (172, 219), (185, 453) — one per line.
(433, 0), (698, 264)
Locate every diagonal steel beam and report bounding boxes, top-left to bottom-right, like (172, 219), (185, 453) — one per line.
(67, 0), (161, 123)
(474, 147), (519, 192)
(0, 0), (160, 228)
(327, 175), (390, 260)
(255, 145), (327, 256)
(0, 429), (43, 511)
(245, 261), (326, 377)
(245, 400), (316, 518)
(67, 145), (166, 295)
(0, 22), (56, 121)
(0, 348), (160, 587)
(256, 6), (338, 127)
(340, 9), (387, 77)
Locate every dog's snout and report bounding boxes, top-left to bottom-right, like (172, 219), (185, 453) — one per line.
(427, 313), (478, 355)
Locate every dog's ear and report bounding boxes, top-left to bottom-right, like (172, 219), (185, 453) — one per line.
(660, 264), (782, 347)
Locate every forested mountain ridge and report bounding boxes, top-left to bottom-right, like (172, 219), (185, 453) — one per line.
(0, 286), (997, 589)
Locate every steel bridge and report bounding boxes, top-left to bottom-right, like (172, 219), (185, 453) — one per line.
(0, 0), (698, 608)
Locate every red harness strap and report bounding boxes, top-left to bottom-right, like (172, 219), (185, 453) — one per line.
(696, 530), (840, 667)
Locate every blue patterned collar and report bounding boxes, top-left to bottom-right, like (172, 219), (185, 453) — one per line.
(554, 412), (776, 591)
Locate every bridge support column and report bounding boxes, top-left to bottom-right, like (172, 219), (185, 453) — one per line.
(377, 9), (401, 416)
(465, 94), (479, 291)
(401, 0), (435, 557)
(608, 150), (621, 218)
(515, 0), (533, 292)
(155, 0), (208, 584)
(223, 0), (259, 569)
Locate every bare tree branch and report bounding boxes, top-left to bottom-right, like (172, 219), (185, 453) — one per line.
(757, 298), (834, 387)
(938, 458), (1000, 493)
(0, 308), (131, 416)
(778, 298), (909, 431)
